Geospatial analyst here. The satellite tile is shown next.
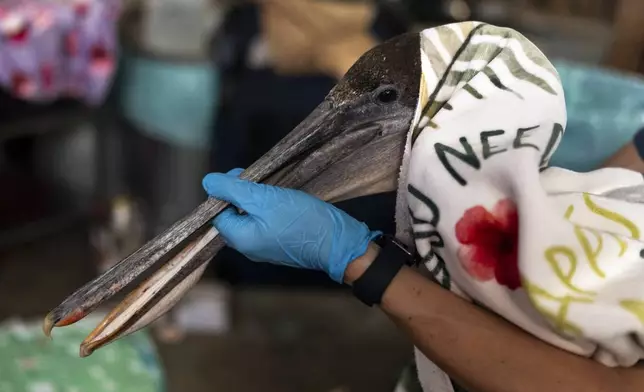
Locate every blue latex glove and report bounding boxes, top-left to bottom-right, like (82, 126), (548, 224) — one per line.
(202, 168), (381, 283)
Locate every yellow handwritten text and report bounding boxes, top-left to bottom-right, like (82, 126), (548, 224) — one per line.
(620, 300), (644, 325)
(544, 246), (596, 296)
(583, 193), (640, 240)
(524, 279), (593, 336)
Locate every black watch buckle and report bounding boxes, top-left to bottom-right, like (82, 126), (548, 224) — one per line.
(374, 234), (421, 267)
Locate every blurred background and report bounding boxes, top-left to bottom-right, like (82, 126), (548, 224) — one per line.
(2, 0), (644, 391)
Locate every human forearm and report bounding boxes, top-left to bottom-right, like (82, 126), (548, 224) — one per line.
(601, 142), (644, 172)
(602, 128), (644, 172)
(345, 246), (641, 392)
(203, 168), (642, 391)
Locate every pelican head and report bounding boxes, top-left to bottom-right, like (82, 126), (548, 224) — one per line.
(44, 31), (422, 356)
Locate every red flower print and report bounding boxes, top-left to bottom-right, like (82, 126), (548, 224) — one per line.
(3, 16), (29, 44)
(41, 65), (54, 90)
(74, 2), (90, 18)
(11, 72), (35, 98)
(91, 44), (109, 62)
(65, 32), (79, 56)
(90, 44), (114, 76)
(455, 199), (521, 290)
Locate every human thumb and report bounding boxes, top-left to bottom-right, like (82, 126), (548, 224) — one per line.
(212, 207), (255, 248)
(202, 172), (266, 214)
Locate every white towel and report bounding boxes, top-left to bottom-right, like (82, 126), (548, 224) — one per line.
(394, 21), (644, 392)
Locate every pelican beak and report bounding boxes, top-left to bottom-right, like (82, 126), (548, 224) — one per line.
(43, 97), (408, 356)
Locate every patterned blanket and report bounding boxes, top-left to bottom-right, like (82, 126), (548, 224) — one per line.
(393, 21), (644, 392)
(0, 0), (121, 104)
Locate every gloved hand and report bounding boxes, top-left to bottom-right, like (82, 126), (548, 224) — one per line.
(202, 168), (381, 283)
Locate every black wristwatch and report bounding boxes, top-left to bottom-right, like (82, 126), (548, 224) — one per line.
(351, 234), (419, 307)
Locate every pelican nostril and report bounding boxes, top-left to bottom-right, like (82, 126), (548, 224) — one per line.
(378, 88), (398, 103)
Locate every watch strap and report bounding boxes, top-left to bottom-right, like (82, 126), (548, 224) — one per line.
(351, 235), (416, 306)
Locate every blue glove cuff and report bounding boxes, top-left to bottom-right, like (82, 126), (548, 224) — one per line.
(328, 230), (382, 284)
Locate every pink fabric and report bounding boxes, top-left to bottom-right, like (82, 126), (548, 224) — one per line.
(0, 0), (121, 105)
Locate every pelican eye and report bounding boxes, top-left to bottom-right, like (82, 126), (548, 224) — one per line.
(375, 86), (399, 104)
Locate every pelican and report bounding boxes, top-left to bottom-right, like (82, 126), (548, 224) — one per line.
(43, 30), (421, 357)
